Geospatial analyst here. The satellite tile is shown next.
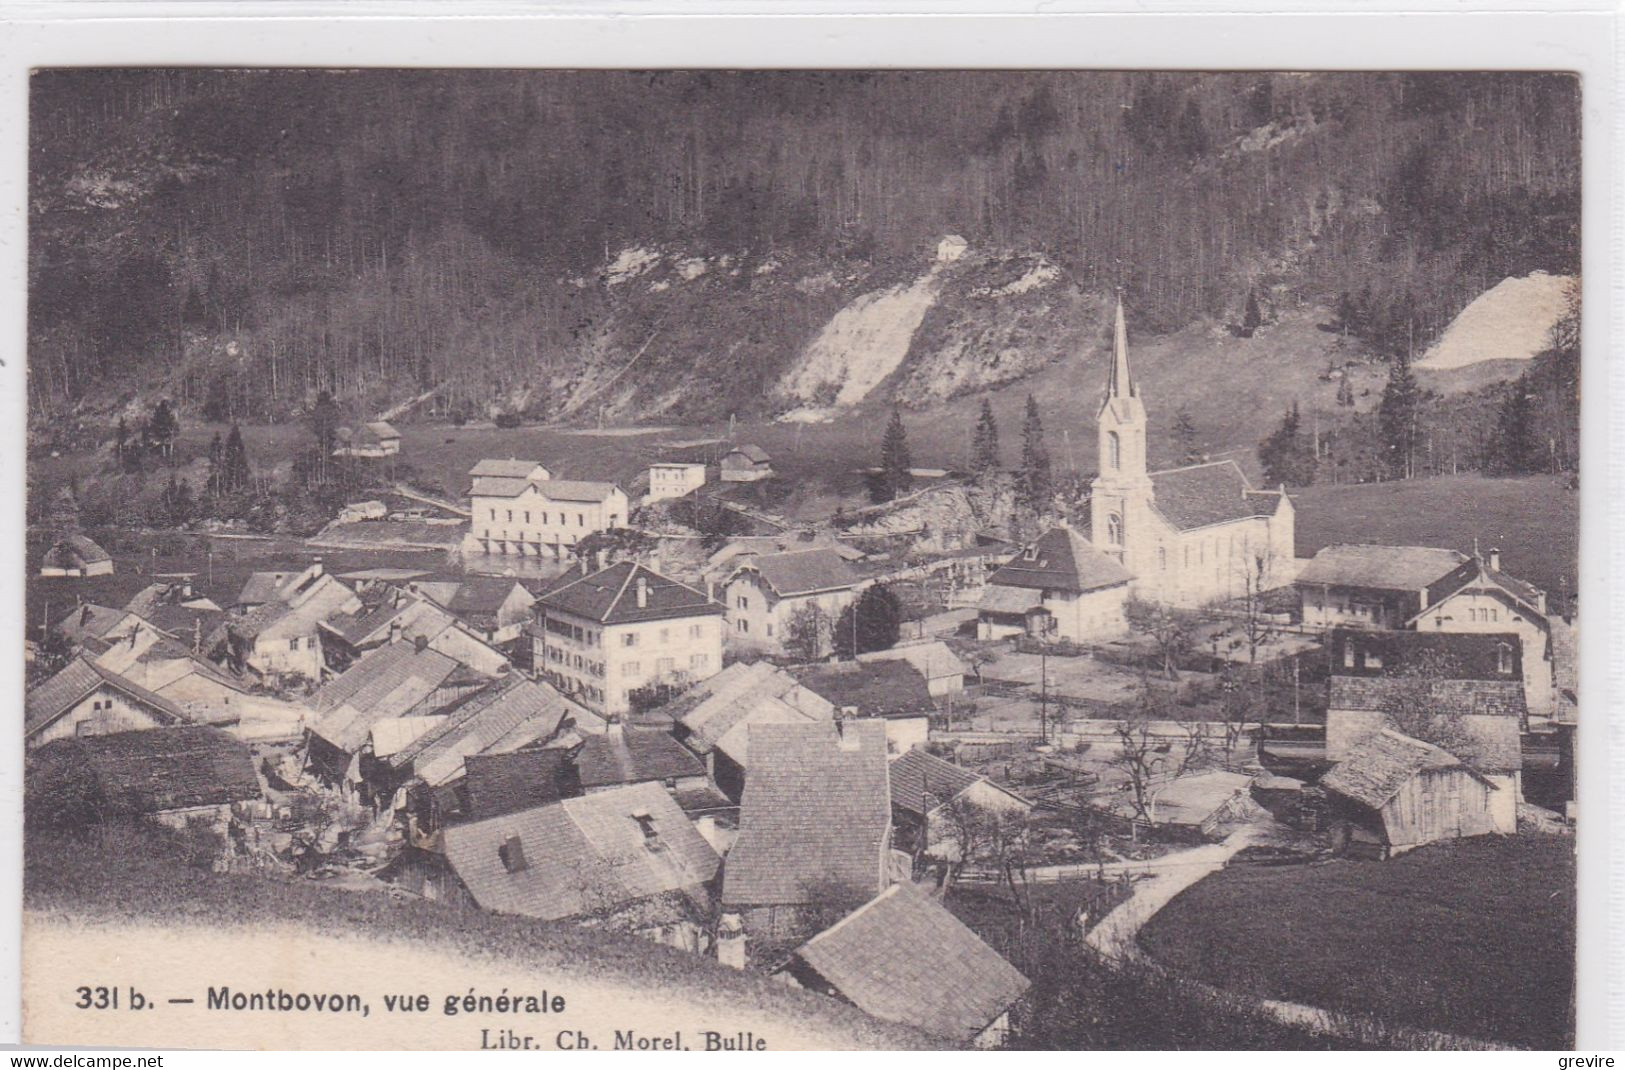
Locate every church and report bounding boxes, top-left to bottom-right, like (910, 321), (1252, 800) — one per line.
(980, 299), (1296, 642)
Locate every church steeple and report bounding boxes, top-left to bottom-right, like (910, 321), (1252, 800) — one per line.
(1107, 294), (1136, 400)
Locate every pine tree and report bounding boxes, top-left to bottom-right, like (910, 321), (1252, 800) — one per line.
(147, 399), (179, 462)
(833, 584), (905, 658)
(1336, 375), (1356, 408)
(309, 391), (340, 484)
(206, 432), (225, 499)
(972, 398), (1000, 476)
(1258, 402), (1317, 486)
(223, 423), (252, 493)
(1173, 405), (1202, 464)
(1241, 289), (1263, 338)
(1485, 376), (1541, 475)
(1019, 394), (1052, 512)
(1377, 352), (1422, 479)
(879, 407), (913, 501)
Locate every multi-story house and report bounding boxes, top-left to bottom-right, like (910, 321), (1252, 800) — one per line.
(723, 546), (862, 656)
(646, 462), (708, 503)
(462, 458), (630, 560)
(533, 561), (725, 717)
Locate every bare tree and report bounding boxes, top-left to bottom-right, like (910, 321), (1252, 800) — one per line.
(1232, 549), (1280, 665)
(1124, 597), (1204, 680)
(781, 601), (831, 662)
(1216, 664), (1267, 764)
(1111, 719), (1168, 832)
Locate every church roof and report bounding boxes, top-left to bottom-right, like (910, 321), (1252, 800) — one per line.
(1148, 460), (1282, 531)
(987, 526), (1132, 594)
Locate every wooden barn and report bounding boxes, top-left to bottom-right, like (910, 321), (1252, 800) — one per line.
(1321, 729), (1508, 859)
(40, 533), (113, 578)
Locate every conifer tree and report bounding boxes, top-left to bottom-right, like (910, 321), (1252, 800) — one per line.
(1173, 405), (1202, 464)
(1377, 352), (1422, 479)
(223, 423), (252, 493)
(1019, 394), (1052, 511)
(879, 407), (913, 501)
(1258, 402), (1317, 486)
(206, 432), (225, 499)
(972, 398), (1000, 476)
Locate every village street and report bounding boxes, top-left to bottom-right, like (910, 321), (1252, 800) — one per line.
(1082, 826), (1259, 959)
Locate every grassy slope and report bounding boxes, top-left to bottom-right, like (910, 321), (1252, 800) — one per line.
(1291, 473), (1578, 600)
(1137, 835), (1576, 1049)
(24, 825), (936, 1050)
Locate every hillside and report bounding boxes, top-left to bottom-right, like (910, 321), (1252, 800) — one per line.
(29, 71), (1578, 430)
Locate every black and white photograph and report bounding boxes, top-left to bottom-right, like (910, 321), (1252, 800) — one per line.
(18, 64), (1584, 1050)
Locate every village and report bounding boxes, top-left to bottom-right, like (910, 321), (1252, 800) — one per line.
(24, 301), (1577, 1050)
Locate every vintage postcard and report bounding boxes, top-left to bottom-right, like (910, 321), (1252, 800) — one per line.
(17, 63), (1586, 1050)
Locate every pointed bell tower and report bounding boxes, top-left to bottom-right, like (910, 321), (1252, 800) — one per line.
(1090, 296), (1154, 572)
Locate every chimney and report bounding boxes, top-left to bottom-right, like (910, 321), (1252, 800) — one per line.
(413, 634), (429, 654)
(716, 912), (747, 970)
(389, 619), (404, 644)
(498, 835), (528, 874)
(596, 548), (608, 571)
(636, 576), (648, 609)
(1488, 548), (1502, 572)
(311, 556), (324, 578)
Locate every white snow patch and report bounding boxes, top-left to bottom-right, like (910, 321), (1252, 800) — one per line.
(649, 280), (671, 292)
(777, 407), (836, 424)
(604, 247), (661, 286)
(1417, 272), (1576, 371)
(677, 257), (709, 281)
(779, 264), (947, 408)
(755, 257), (780, 276)
(972, 258), (1060, 298)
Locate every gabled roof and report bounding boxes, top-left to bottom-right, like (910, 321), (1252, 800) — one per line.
(889, 749), (1002, 817)
(236, 571), (299, 606)
(986, 526), (1131, 594)
(792, 883), (1029, 1042)
(469, 476), (536, 498)
(1296, 544), (1470, 593)
(732, 547), (860, 598)
(792, 661), (935, 720)
(42, 533), (111, 567)
(723, 720), (891, 907)
(1322, 729), (1493, 811)
(1148, 460), (1280, 531)
(1413, 560), (1549, 627)
(462, 750), (577, 822)
(575, 727), (706, 791)
(541, 479), (623, 504)
(446, 577), (534, 623)
(364, 420), (399, 440)
(670, 661), (835, 763)
(225, 602), (292, 642)
(390, 674), (578, 786)
(538, 561), (722, 626)
(1330, 629), (1525, 681)
(26, 657), (189, 738)
(54, 603), (137, 643)
(725, 444), (771, 463)
(470, 458), (547, 479)
(28, 726), (260, 815)
(308, 641), (467, 753)
(441, 782), (720, 923)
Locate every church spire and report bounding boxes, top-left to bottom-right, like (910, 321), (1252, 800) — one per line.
(1107, 293), (1135, 399)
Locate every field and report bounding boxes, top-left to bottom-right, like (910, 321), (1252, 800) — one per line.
(1137, 835), (1576, 1049)
(1291, 473), (1579, 603)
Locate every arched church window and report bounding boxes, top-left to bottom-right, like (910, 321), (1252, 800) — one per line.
(1107, 431), (1120, 470)
(1107, 513), (1123, 545)
(1158, 546), (1167, 571)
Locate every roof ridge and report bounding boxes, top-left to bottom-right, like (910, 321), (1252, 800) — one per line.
(804, 883), (902, 947)
(1147, 458), (1245, 477)
(604, 562), (641, 618)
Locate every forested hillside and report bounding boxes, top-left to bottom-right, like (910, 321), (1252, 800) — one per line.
(28, 70), (1579, 425)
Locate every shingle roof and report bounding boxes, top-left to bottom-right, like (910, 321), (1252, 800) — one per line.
(1328, 675), (1528, 720)
(226, 601), (292, 641)
(888, 749), (983, 817)
(1148, 460), (1280, 531)
(793, 883), (1029, 1042)
(858, 641), (966, 684)
(42, 533), (111, 568)
(1330, 629), (1525, 681)
(446, 577), (532, 623)
(977, 585), (1045, 615)
(308, 641), (467, 753)
(441, 782), (720, 922)
(1321, 729), (1492, 810)
(734, 548), (860, 597)
(470, 458), (547, 479)
(986, 526), (1131, 594)
(1296, 544), (1470, 592)
(469, 475), (536, 498)
(236, 571), (299, 606)
(28, 725), (260, 815)
(26, 657), (188, 738)
(792, 661), (934, 720)
(462, 750), (577, 821)
(391, 674), (577, 786)
(723, 720), (891, 907)
(54, 603), (135, 643)
(539, 561), (722, 626)
(575, 727), (706, 790)
(671, 661), (834, 763)
(726, 444), (771, 464)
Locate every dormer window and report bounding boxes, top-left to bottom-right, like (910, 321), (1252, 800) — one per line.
(1022, 546), (1038, 562)
(498, 835), (528, 873)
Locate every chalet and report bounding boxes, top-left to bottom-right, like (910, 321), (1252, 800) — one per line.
(25, 656), (210, 750)
(574, 721), (709, 795)
(792, 660), (936, 755)
(123, 579), (223, 641)
(333, 421), (401, 459)
(723, 547), (863, 656)
(462, 459), (630, 560)
(221, 563), (361, 683)
(26, 725), (261, 835)
(39, 533), (113, 578)
(1296, 544), (1471, 630)
(887, 748), (1031, 860)
(440, 782), (721, 951)
(92, 630), (306, 742)
(777, 883), (1029, 1047)
(669, 661), (836, 801)
(52, 603), (150, 650)
(304, 640), (488, 789)
(532, 560), (724, 717)
(646, 461), (708, 502)
(1326, 630), (1525, 830)
(722, 720), (894, 944)
(1321, 729), (1509, 858)
(977, 525), (1132, 642)
(720, 444), (773, 482)
(438, 576), (537, 649)
(858, 640), (968, 698)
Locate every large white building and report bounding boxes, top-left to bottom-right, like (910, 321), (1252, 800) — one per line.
(1089, 299), (1296, 608)
(646, 462), (708, 503)
(532, 560), (725, 717)
(462, 459), (630, 560)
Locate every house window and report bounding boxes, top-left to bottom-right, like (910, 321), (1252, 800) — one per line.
(1366, 651), (1383, 669)
(542, 512), (549, 525)
(1489, 608), (1499, 623)
(657, 657), (674, 675)
(578, 513), (585, 527)
(1107, 514), (1123, 545)
(1497, 643), (1514, 674)
(1343, 644), (1355, 669)
(498, 836), (528, 874)
(766, 623), (775, 637)
(289, 637), (300, 651)
(1107, 431), (1121, 470)
(690, 654), (708, 671)
(490, 509), (496, 521)
(624, 661), (641, 676)
(507, 510), (513, 522)
(738, 620), (749, 634)
(690, 624), (702, 638)
(622, 633), (637, 647)
(737, 595), (749, 610)
(525, 511), (531, 524)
